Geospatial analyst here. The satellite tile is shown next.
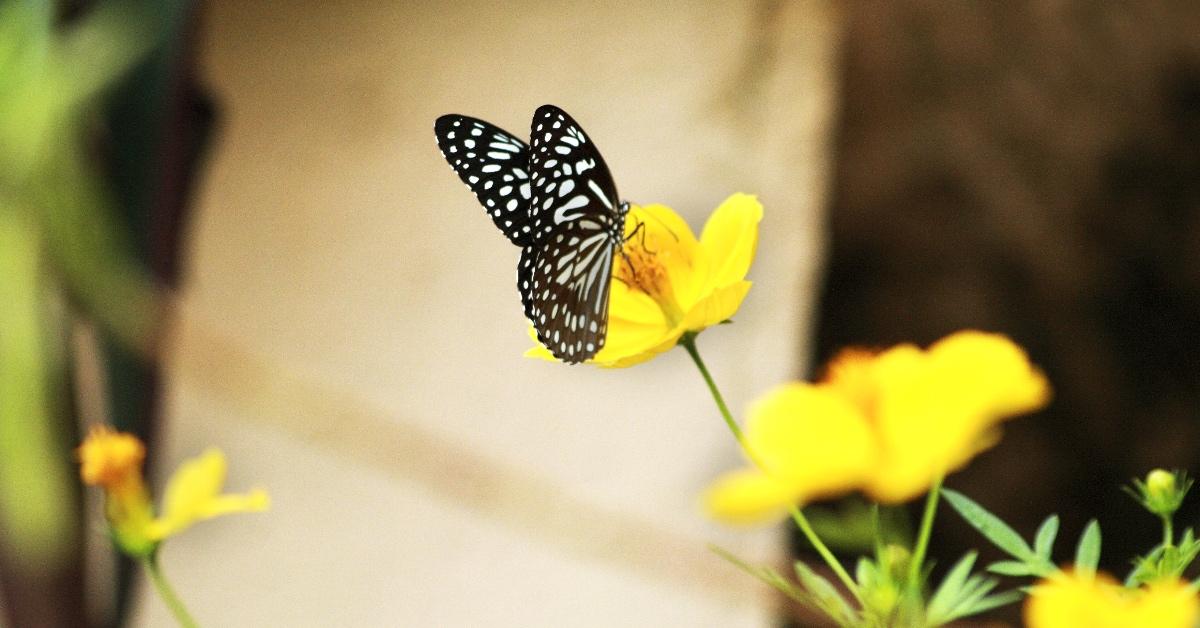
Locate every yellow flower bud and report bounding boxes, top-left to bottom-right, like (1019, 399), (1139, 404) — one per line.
(1129, 469), (1191, 519)
(1147, 469), (1177, 501)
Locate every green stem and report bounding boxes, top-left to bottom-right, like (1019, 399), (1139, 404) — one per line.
(791, 506), (863, 600)
(908, 477), (943, 589)
(144, 553), (199, 628)
(679, 333), (747, 449)
(680, 333), (860, 600)
(1162, 515), (1174, 549)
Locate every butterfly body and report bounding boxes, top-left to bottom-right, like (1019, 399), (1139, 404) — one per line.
(435, 105), (627, 363)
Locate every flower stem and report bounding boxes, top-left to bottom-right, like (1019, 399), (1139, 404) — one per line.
(144, 553), (199, 628)
(679, 333), (746, 449)
(908, 476), (943, 590)
(680, 333), (860, 600)
(1162, 515), (1175, 549)
(790, 505), (863, 600)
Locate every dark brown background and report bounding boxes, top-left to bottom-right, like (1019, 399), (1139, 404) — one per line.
(813, 2), (1200, 623)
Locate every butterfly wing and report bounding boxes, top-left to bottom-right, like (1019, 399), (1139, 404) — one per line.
(525, 222), (616, 363)
(435, 114), (535, 246)
(518, 245), (537, 322)
(528, 105), (621, 240)
(526, 105), (625, 363)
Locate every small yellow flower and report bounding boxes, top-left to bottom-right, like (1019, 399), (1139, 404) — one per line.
(78, 426), (269, 557)
(1025, 571), (1199, 628)
(526, 193), (762, 367)
(704, 331), (1050, 523)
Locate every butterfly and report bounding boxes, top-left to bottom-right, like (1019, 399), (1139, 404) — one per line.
(434, 105), (630, 364)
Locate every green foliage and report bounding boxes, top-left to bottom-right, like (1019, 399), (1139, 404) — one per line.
(925, 552), (1021, 626)
(709, 545), (860, 627)
(1128, 528), (1200, 587)
(1034, 515), (1059, 561)
(941, 489), (1057, 578)
(1074, 520), (1101, 576)
(0, 0), (162, 574)
(804, 499), (912, 554)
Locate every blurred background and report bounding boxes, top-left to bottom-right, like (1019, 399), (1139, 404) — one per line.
(1, 1), (1198, 627)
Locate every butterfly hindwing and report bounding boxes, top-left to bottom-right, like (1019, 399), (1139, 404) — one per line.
(435, 114), (535, 246)
(517, 246), (537, 323)
(525, 221), (614, 363)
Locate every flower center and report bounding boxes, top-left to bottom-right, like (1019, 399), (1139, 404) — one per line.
(78, 426), (146, 492)
(615, 237), (685, 323)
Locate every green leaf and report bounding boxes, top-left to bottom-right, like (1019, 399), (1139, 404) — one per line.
(709, 545), (859, 627)
(957, 589), (1023, 618)
(794, 561), (859, 627)
(1074, 520), (1101, 576)
(855, 557), (877, 589)
(708, 544), (805, 604)
(0, 207), (76, 567)
(942, 489), (1036, 561)
(986, 560), (1040, 577)
(926, 552), (1023, 625)
(1034, 515), (1059, 560)
(927, 552), (978, 619)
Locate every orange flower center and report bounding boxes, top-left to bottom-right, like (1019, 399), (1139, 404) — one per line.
(77, 426), (146, 496)
(615, 236), (684, 323)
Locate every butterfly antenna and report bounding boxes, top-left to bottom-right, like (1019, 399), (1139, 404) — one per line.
(640, 207), (681, 243)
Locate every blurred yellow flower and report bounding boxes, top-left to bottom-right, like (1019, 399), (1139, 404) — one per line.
(705, 331), (1050, 523)
(526, 193), (761, 367)
(78, 426), (269, 557)
(1025, 571), (1198, 628)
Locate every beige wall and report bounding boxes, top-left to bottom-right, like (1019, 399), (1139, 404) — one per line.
(133, 2), (840, 626)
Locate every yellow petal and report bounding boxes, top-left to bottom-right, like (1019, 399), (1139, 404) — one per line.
(703, 469), (801, 525)
(858, 332), (1050, 503)
(745, 383), (876, 481)
(624, 203), (696, 250)
(149, 449), (268, 540)
(523, 325), (558, 362)
(1132, 579), (1200, 628)
(699, 193), (762, 290)
(1025, 572), (1198, 628)
(196, 490), (270, 519)
(705, 383), (876, 524)
(925, 330), (1052, 417)
(608, 278), (670, 327)
(591, 319), (682, 368)
(161, 449), (226, 516)
(681, 281), (752, 332)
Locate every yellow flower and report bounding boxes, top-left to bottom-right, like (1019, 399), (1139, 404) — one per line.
(1025, 571), (1199, 628)
(704, 331), (1050, 523)
(77, 426), (269, 557)
(526, 193), (762, 367)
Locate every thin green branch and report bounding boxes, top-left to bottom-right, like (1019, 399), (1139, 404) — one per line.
(909, 477), (943, 590)
(144, 553), (199, 628)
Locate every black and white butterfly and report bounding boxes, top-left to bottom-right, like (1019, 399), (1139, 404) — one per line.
(435, 105), (630, 364)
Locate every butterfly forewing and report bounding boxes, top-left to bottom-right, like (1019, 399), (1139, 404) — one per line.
(435, 114), (535, 246)
(528, 105), (621, 239)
